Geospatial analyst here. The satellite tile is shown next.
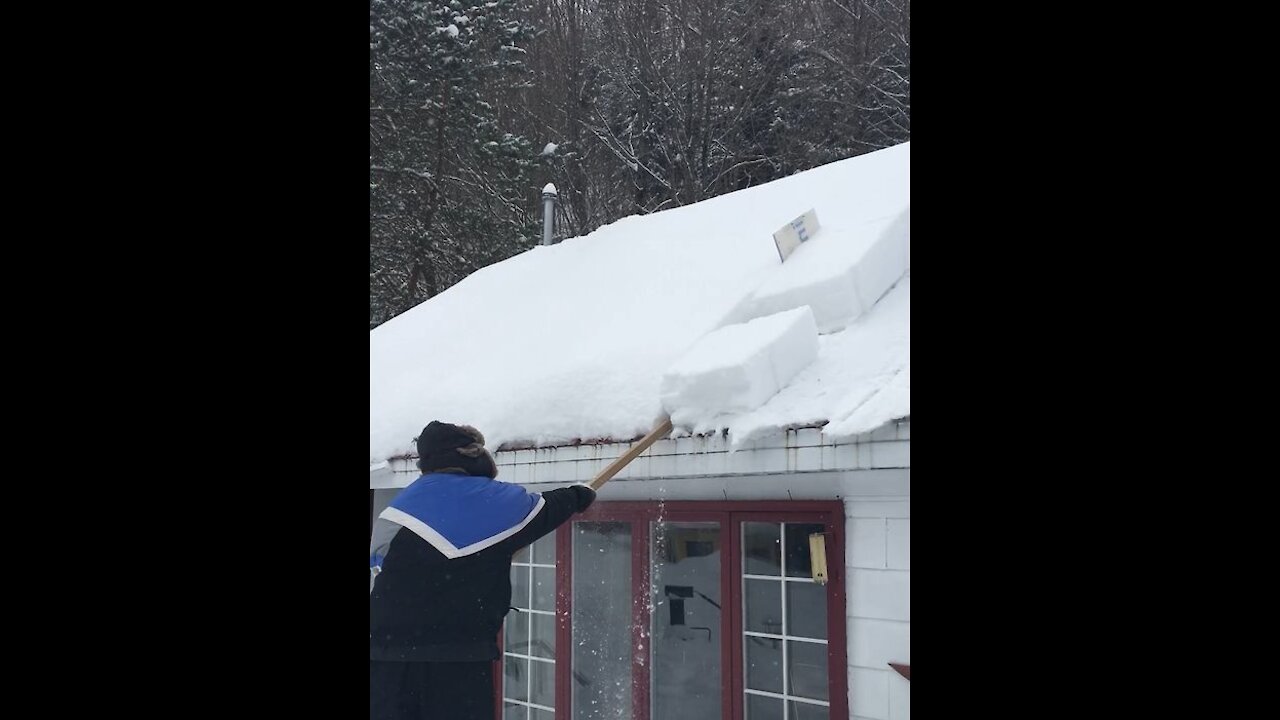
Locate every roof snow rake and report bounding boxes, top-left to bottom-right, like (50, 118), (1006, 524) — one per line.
(586, 416), (673, 492)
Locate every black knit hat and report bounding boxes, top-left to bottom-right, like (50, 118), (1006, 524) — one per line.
(415, 421), (498, 478)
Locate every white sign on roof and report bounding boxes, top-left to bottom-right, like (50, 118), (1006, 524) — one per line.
(773, 209), (820, 262)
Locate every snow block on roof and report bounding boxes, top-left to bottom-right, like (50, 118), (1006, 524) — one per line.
(737, 208), (910, 333)
(660, 306), (819, 425)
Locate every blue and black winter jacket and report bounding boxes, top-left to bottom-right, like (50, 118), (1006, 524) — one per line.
(370, 473), (594, 662)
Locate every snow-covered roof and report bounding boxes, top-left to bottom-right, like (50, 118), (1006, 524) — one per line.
(371, 142), (909, 466)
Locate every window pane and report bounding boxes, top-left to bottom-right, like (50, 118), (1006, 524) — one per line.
(503, 702), (528, 720)
(512, 565), (531, 609)
(745, 636), (783, 694)
(746, 692), (784, 720)
(505, 610), (529, 655)
(785, 523), (826, 578)
(532, 533), (556, 565)
(371, 489), (400, 525)
(789, 700), (830, 720)
(531, 659), (556, 708)
(533, 567), (556, 611)
(572, 521), (633, 720)
(513, 543), (530, 564)
(530, 613), (556, 659)
(744, 522), (781, 575)
(652, 521), (722, 720)
(744, 578), (783, 635)
(504, 655), (528, 701)
(786, 581), (828, 639)
(531, 708), (555, 720)
(787, 641), (829, 702)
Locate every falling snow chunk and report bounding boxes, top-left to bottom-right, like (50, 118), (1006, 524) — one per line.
(541, 142), (558, 156)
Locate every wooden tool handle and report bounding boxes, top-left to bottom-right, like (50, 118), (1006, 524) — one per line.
(587, 416), (673, 491)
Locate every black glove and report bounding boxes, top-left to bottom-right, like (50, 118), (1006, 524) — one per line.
(571, 484), (597, 512)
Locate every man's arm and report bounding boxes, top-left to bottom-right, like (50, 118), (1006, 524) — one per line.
(496, 484), (595, 554)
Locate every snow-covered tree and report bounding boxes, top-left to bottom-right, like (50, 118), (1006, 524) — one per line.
(370, 0), (910, 328)
(371, 0), (540, 327)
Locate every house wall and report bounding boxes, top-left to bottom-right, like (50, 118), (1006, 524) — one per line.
(845, 497), (910, 720)
(369, 419), (910, 719)
(372, 420), (910, 500)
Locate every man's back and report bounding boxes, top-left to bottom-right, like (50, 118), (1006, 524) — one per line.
(369, 421), (595, 720)
(370, 472), (593, 661)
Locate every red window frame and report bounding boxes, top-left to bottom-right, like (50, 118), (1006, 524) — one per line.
(512, 500), (848, 720)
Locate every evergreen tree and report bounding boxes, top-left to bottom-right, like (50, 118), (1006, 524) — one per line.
(371, 0), (540, 328)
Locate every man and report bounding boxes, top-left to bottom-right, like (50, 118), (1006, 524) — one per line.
(370, 421), (596, 720)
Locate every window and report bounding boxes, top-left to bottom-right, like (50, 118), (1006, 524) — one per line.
(499, 501), (846, 720)
(741, 521), (833, 719)
(503, 533), (560, 720)
(370, 488), (400, 538)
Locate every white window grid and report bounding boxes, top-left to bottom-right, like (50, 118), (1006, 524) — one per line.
(743, 522), (831, 719)
(504, 535), (557, 719)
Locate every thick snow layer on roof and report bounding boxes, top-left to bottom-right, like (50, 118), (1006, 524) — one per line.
(370, 142), (909, 464)
(720, 276), (909, 448)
